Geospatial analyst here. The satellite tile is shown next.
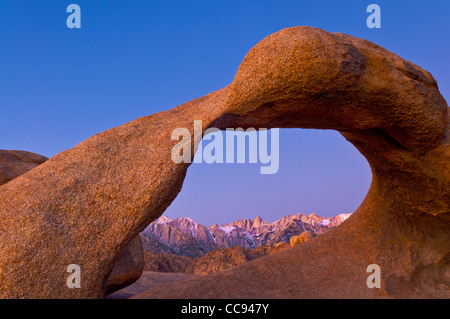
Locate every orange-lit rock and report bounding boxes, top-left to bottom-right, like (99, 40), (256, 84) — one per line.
(0, 26), (448, 298)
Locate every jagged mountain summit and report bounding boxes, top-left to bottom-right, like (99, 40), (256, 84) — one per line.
(141, 213), (351, 258)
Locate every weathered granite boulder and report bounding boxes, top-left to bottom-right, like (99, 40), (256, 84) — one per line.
(270, 241), (291, 254)
(186, 245), (251, 276)
(0, 150), (48, 186)
(290, 231), (316, 247)
(0, 149), (145, 297)
(0, 26), (448, 298)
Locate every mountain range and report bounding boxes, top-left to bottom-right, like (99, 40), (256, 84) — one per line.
(141, 213), (351, 258)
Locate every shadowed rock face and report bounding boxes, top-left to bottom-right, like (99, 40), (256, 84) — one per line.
(0, 26), (448, 298)
(103, 236), (144, 296)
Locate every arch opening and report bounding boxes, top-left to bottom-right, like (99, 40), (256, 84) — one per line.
(163, 128), (372, 226)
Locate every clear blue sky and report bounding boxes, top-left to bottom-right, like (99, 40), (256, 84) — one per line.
(1, 1), (449, 225)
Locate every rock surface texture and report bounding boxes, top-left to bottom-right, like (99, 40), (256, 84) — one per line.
(0, 26), (448, 298)
(103, 236), (144, 296)
(0, 150), (48, 186)
(0, 149), (145, 298)
(143, 250), (194, 273)
(185, 245), (251, 276)
(289, 231), (316, 247)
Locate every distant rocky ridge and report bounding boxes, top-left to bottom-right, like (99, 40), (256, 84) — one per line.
(142, 241), (291, 276)
(142, 251), (194, 273)
(185, 244), (286, 276)
(141, 213), (351, 258)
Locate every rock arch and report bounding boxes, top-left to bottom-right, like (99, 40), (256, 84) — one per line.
(0, 26), (448, 298)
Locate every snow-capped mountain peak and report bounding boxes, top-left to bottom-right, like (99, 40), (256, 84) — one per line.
(142, 212), (352, 258)
(154, 216), (172, 224)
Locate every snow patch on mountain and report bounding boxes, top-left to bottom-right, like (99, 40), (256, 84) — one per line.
(337, 213), (351, 221)
(154, 216), (172, 224)
(142, 212), (352, 257)
(219, 225), (236, 234)
(318, 219), (330, 226)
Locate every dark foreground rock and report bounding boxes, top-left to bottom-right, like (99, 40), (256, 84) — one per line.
(104, 236), (144, 295)
(106, 271), (195, 299)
